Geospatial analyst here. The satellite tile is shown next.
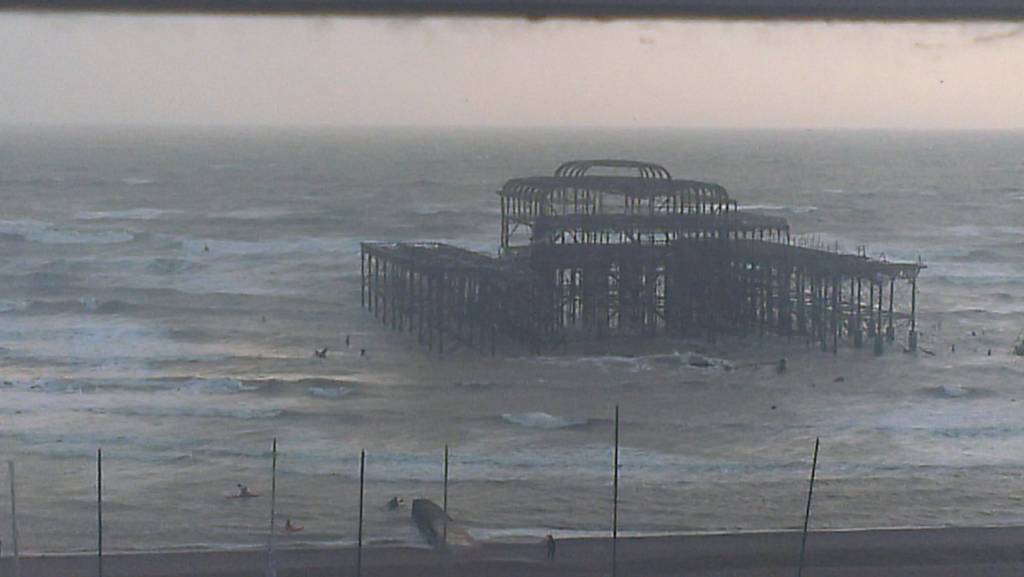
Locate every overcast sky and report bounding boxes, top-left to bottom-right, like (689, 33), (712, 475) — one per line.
(1, 14), (1023, 129)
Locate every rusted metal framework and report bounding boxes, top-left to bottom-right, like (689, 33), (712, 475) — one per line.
(361, 242), (545, 354)
(361, 160), (923, 355)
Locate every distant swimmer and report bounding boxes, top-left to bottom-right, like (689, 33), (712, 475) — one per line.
(314, 347), (328, 358)
(386, 497), (404, 511)
(203, 244), (210, 253)
(284, 519), (304, 533)
(231, 484), (259, 499)
(775, 358), (787, 374)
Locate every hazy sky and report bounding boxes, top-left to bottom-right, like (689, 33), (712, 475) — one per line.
(1, 14), (1023, 128)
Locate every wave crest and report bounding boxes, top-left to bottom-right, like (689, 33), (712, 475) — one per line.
(502, 412), (588, 430)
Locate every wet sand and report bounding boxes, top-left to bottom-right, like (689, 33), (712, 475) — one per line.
(5, 526), (1024, 577)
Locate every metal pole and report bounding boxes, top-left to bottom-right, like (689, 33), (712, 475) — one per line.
(266, 438), (277, 577)
(8, 461), (20, 577)
(442, 444), (449, 552)
(797, 437), (820, 577)
(97, 448), (103, 577)
(357, 450), (365, 577)
(612, 405), (619, 577)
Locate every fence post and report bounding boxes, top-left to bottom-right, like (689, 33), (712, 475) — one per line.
(442, 445), (449, 552)
(97, 448), (103, 577)
(267, 438), (278, 577)
(797, 437), (820, 577)
(612, 405), (619, 577)
(8, 461), (20, 577)
(357, 450), (365, 577)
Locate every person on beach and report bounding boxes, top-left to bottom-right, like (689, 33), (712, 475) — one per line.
(546, 534), (556, 561)
(345, 334), (351, 348)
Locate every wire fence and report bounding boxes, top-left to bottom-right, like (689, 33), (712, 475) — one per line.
(1, 410), (826, 577)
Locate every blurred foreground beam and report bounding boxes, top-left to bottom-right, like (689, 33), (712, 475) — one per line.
(2, 0), (1024, 20)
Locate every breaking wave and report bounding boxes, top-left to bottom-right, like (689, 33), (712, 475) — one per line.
(0, 219), (133, 245)
(534, 351), (732, 372)
(501, 412), (589, 430)
(919, 385), (994, 400)
(739, 204), (817, 214)
(120, 177), (159, 186)
(78, 208), (177, 220)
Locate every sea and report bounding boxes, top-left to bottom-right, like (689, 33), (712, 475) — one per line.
(2, 126), (1024, 553)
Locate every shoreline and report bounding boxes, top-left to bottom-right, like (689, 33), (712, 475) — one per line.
(5, 525), (1024, 576)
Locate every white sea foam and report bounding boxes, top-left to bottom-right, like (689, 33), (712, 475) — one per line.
(0, 219), (133, 245)
(501, 412), (588, 430)
(739, 204), (817, 214)
(176, 377), (261, 394)
(0, 299), (29, 313)
(88, 404), (282, 420)
(120, 177), (159, 186)
(78, 208), (177, 220)
(216, 207), (296, 220)
(534, 352), (732, 372)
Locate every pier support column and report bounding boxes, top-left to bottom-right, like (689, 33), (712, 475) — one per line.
(853, 278), (863, 348)
(886, 277), (896, 342)
(908, 277), (918, 352)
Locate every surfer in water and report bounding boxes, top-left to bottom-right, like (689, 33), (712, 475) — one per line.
(386, 496), (404, 511)
(284, 519), (304, 533)
(235, 483), (257, 498)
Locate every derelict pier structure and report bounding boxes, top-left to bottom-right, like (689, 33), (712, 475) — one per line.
(361, 160), (923, 355)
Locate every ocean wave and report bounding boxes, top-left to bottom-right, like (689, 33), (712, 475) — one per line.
(501, 412), (589, 430)
(2, 376), (266, 395)
(120, 177), (159, 186)
(77, 208), (177, 220)
(173, 377), (263, 394)
(948, 225), (1024, 238)
(182, 236), (358, 257)
(0, 299), (29, 313)
(306, 386), (351, 399)
(215, 207), (296, 220)
(15, 298), (132, 315)
(145, 257), (202, 275)
(0, 429), (195, 463)
(84, 404), (283, 420)
(919, 385), (993, 399)
(739, 204), (817, 214)
(948, 248), (1014, 263)
(534, 351), (732, 372)
(0, 219), (134, 245)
